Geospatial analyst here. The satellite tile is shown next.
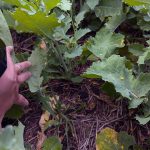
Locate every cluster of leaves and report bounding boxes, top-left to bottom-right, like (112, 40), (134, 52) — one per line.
(1, 0), (150, 149)
(82, 0), (150, 125)
(2, 0), (92, 86)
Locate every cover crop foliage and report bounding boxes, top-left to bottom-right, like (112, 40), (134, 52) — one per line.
(1, 0), (150, 124)
(0, 0), (150, 149)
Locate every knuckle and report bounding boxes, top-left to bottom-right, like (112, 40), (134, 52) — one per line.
(8, 75), (17, 83)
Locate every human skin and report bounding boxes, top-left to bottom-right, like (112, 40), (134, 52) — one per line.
(0, 46), (32, 128)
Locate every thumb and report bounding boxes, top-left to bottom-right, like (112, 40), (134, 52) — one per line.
(15, 94), (29, 106)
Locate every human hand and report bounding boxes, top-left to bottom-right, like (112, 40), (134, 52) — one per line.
(0, 46), (32, 126)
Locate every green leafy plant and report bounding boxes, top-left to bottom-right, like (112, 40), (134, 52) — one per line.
(82, 0), (150, 125)
(2, 0), (150, 125)
(0, 0), (150, 149)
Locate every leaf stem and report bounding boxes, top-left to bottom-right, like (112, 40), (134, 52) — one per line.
(51, 41), (69, 75)
(70, 0), (76, 33)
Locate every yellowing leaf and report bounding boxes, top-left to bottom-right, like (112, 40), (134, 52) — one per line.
(96, 128), (135, 150)
(96, 128), (118, 150)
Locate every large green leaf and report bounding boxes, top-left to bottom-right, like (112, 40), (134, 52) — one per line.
(27, 48), (47, 92)
(84, 55), (150, 108)
(10, 8), (59, 37)
(0, 10), (13, 46)
(0, 123), (25, 150)
(4, 0), (60, 37)
(88, 28), (124, 60)
(42, 136), (62, 150)
(95, 0), (122, 19)
(84, 55), (133, 99)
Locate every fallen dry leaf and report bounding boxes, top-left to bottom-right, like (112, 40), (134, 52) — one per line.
(39, 111), (50, 133)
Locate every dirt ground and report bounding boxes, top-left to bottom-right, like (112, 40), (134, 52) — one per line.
(20, 79), (150, 150)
